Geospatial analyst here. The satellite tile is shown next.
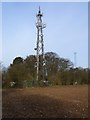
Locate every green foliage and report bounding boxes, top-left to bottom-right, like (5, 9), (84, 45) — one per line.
(13, 57), (23, 64)
(0, 63), (2, 88)
(2, 52), (88, 88)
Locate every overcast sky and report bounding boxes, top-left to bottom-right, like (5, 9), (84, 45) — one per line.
(2, 2), (88, 68)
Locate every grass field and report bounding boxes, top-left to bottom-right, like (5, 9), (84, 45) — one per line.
(2, 85), (88, 118)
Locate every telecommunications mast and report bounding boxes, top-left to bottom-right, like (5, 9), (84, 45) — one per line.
(74, 52), (77, 68)
(34, 7), (47, 82)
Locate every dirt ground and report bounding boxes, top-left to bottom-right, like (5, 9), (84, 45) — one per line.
(2, 85), (88, 119)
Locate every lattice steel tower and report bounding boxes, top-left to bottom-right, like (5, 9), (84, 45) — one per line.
(35, 7), (47, 82)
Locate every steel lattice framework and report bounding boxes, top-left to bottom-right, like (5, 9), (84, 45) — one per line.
(35, 7), (47, 82)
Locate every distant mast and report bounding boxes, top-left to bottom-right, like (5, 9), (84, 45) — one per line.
(35, 7), (46, 82)
(74, 52), (77, 68)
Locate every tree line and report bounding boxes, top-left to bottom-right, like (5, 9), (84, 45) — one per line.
(2, 52), (89, 88)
